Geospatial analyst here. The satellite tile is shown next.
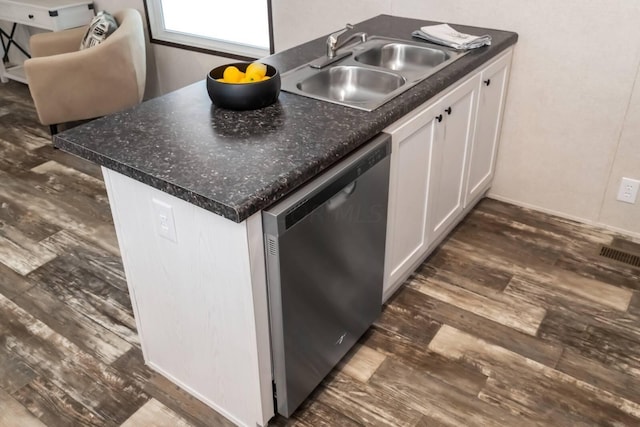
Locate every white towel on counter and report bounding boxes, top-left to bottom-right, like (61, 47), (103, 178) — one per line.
(412, 24), (491, 50)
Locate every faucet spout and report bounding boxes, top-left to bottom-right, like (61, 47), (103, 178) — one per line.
(326, 24), (368, 58)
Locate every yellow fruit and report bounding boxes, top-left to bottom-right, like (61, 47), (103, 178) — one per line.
(261, 76), (271, 81)
(223, 66), (242, 83)
(247, 62), (267, 77)
(216, 78), (225, 82)
(246, 62), (267, 79)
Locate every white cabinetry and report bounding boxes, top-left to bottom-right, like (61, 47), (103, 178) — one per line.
(383, 99), (439, 290)
(464, 52), (512, 207)
(427, 76), (478, 242)
(383, 48), (513, 301)
(102, 169), (274, 427)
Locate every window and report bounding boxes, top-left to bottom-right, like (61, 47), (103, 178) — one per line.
(144, 0), (273, 59)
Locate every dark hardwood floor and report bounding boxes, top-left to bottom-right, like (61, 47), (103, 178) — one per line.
(1, 80), (640, 426)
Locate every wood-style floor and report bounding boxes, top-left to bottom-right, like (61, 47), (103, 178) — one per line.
(1, 80), (640, 426)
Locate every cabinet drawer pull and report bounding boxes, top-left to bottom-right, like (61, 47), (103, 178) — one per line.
(484, 79), (491, 86)
(28, 14), (34, 19)
(445, 107), (452, 115)
(436, 114), (443, 123)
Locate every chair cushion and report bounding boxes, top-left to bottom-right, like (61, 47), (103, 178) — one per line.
(80, 11), (118, 50)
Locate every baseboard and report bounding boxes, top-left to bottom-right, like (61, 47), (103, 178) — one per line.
(486, 194), (640, 242)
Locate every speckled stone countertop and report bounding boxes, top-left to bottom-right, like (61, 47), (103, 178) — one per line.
(54, 15), (517, 223)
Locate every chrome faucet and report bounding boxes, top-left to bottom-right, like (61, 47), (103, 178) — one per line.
(326, 24), (368, 58)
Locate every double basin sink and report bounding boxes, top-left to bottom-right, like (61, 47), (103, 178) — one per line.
(281, 36), (469, 111)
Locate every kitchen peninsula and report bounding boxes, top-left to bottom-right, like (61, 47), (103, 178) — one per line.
(54, 14), (517, 427)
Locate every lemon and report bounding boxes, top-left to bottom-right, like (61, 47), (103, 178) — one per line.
(245, 74), (260, 83)
(223, 66), (243, 83)
(246, 62), (267, 81)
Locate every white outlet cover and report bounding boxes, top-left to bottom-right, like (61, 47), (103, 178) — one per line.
(616, 177), (640, 204)
(152, 198), (178, 242)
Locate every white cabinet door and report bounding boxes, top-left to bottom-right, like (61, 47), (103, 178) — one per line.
(383, 100), (441, 300)
(427, 75), (479, 242)
(465, 49), (513, 206)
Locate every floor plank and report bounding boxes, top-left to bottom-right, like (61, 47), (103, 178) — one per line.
(429, 325), (640, 425)
(0, 223), (58, 275)
(0, 388), (48, 427)
(361, 326), (488, 395)
(0, 193), (62, 242)
(388, 287), (564, 368)
(369, 357), (532, 426)
(292, 399), (361, 427)
(0, 261), (35, 299)
(0, 346), (37, 394)
(12, 284), (132, 364)
(409, 268), (547, 335)
(314, 370), (424, 427)
(120, 399), (193, 427)
(27, 254), (138, 345)
(336, 343), (387, 383)
(555, 347), (640, 404)
(0, 293), (147, 424)
(555, 252), (640, 292)
(538, 308), (640, 378)
(11, 377), (105, 427)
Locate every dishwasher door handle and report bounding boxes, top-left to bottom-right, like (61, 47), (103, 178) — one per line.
(326, 181), (357, 211)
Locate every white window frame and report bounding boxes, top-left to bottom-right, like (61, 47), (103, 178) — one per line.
(144, 0), (272, 59)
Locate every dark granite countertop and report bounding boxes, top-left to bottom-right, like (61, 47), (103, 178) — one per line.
(54, 15), (517, 223)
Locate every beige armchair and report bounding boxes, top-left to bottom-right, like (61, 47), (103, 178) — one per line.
(24, 9), (146, 134)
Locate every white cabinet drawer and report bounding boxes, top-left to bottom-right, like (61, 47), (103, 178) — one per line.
(0, 1), (94, 31)
(7, 3), (55, 29)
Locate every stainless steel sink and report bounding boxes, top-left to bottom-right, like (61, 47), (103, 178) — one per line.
(281, 36), (468, 111)
(354, 42), (452, 71)
(296, 66), (405, 104)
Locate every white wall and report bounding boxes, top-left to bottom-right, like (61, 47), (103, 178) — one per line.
(390, 0), (640, 238)
(598, 62), (640, 234)
(271, 0), (392, 52)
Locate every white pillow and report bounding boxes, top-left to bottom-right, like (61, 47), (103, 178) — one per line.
(80, 11), (118, 50)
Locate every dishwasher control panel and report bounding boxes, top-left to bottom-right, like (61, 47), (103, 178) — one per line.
(264, 134), (391, 233)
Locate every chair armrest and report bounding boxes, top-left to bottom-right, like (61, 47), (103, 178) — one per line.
(30, 26), (87, 57)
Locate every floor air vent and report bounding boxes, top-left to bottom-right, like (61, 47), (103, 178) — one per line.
(599, 245), (640, 268)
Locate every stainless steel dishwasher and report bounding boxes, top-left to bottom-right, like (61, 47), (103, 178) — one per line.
(262, 133), (391, 417)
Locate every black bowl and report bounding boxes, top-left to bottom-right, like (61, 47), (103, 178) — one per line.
(207, 62), (281, 110)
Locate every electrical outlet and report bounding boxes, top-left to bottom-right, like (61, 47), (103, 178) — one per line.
(616, 177), (640, 204)
(152, 198), (177, 242)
